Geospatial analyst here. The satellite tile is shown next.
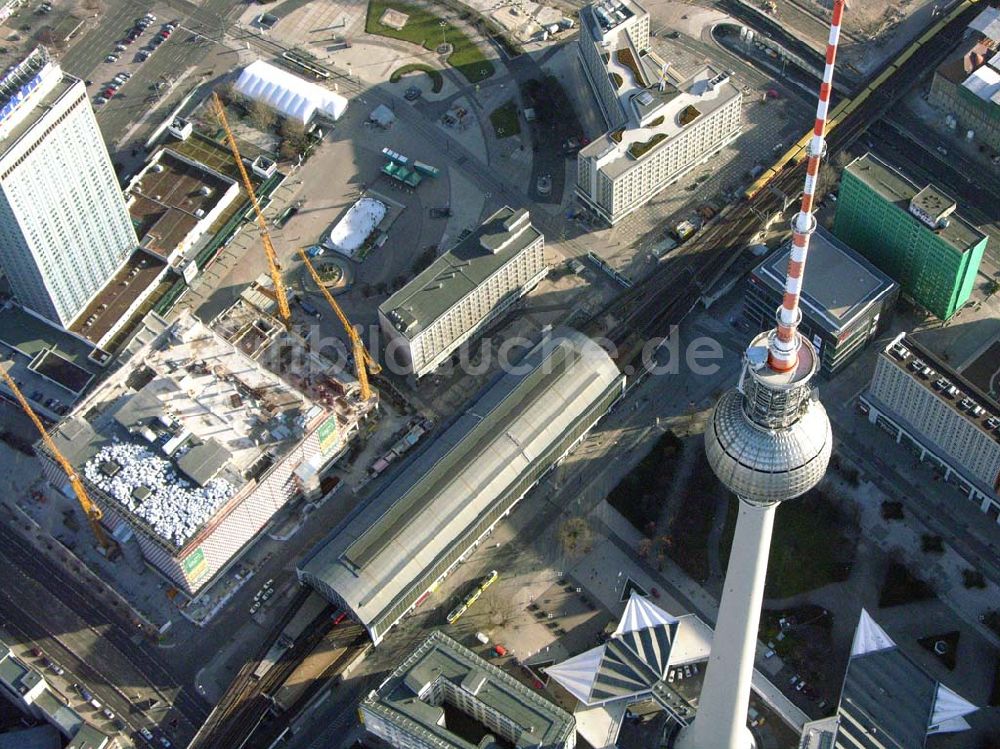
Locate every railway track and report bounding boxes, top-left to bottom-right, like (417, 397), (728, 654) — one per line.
(190, 591), (368, 749)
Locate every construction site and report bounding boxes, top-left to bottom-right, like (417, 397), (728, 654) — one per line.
(37, 312), (365, 596)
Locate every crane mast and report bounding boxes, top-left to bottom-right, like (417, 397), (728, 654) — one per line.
(0, 368), (117, 557)
(211, 92), (291, 324)
(297, 249), (380, 402)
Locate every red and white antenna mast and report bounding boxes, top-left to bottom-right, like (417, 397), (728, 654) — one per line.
(768, 0), (848, 372)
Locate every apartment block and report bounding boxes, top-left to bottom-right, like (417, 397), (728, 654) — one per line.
(378, 207), (547, 377)
(861, 333), (1000, 522)
(575, 1), (741, 225)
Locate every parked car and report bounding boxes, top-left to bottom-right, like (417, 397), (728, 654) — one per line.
(139, 727), (154, 740)
(159, 737), (172, 748)
(105, 54), (118, 63)
(403, 86), (421, 101)
(103, 707), (115, 720)
(95, 96), (108, 105)
(137, 50), (150, 61)
(30, 647), (43, 658)
(89, 697), (102, 710)
(49, 662), (65, 676)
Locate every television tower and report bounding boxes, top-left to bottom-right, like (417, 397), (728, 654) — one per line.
(675, 2), (845, 748)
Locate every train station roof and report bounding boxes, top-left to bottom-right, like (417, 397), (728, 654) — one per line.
(298, 329), (622, 641)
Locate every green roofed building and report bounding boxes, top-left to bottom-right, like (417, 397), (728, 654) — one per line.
(832, 154), (987, 321)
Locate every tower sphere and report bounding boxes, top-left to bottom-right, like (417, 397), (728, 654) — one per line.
(704, 332), (832, 506)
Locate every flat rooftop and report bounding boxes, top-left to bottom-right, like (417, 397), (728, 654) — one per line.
(67, 249), (166, 345)
(880, 333), (1000, 446)
(364, 632), (575, 749)
(0, 50), (76, 152)
(579, 66), (740, 179)
(127, 149), (237, 259)
(379, 206), (542, 338)
(49, 313), (328, 550)
(581, 0), (642, 40)
(0, 302), (105, 405)
(843, 154), (986, 253)
(752, 226), (897, 334)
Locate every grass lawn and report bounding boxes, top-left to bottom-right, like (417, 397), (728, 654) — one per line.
(721, 487), (857, 598)
(366, 0), (494, 84)
(607, 431), (683, 535)
(389, 63), (444, 92)
(489, 100), (521, 138)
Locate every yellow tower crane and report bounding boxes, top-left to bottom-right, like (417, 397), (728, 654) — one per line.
(0, 368), (118, 558)
(298, 248), (380, 402)
(210, 92), (291, 324)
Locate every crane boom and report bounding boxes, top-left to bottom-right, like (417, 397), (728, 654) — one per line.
(298, 249), (380, 402)
(0, 368), (117, 556)
(211, 92), (291, 324)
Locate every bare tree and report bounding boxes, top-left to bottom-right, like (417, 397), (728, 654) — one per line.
(558, 516), (593, 558)
(248, 100), (276, 132)
(482, 587), (518, 628)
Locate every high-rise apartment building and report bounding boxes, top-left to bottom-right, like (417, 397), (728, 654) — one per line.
(832, 154), (987, 321)
(0, 48), (137, 328)
(576, 0), (742, 225)
(861, 332), (1000, 521)
(378, 206), (547, 377)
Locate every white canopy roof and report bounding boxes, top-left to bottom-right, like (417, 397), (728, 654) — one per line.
(928, 683), (978, 733)
(235, 60), (348, 124)
(614, 593), (678, 636)
(850, 608), (895, 656)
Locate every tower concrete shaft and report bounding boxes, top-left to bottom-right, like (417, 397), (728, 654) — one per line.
(676, 500), (775, 749)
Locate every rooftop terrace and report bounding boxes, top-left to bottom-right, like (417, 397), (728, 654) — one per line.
(580, 66), (739, 179)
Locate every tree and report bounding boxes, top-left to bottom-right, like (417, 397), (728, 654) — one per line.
(279, 118), (308, 159)
(482, 587), (517, 628)
(248, 100), (276, 132)
(558, 516), (593, 557)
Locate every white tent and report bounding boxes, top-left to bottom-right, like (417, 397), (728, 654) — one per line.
(235, 60), (348, 125)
